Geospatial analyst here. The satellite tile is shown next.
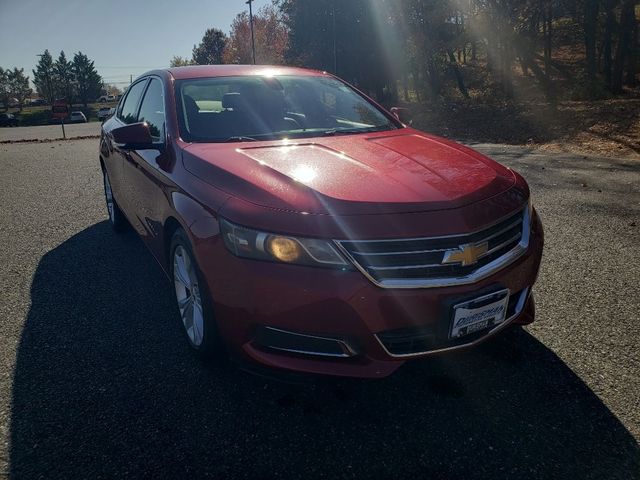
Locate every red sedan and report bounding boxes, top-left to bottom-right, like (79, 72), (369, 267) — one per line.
(99, 65), (543, 378)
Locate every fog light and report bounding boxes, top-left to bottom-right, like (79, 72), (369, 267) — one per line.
(266, 236), (302, 262)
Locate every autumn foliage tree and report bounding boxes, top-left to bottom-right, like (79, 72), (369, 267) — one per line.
(223, 5), (288, 64)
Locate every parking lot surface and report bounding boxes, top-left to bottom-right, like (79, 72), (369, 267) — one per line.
(0, 139), (638, 479)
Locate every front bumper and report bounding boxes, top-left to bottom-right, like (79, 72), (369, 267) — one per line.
(197, 210), (543, 379)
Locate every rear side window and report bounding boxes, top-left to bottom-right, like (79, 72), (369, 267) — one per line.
(137, 78), (165, 142)
(118, 80), (147, 124)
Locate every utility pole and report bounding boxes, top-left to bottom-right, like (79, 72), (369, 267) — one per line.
(332, 0), (337, 73)
(246, 0), (256, 64)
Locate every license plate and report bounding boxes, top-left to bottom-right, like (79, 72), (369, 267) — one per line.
(450, 289), (509, 339)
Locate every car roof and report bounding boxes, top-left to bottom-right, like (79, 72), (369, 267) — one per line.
(71, 111), (83, 114)
(146, 65), (328, 80)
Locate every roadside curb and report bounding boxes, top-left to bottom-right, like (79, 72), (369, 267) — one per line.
(0, 135), (100, 145)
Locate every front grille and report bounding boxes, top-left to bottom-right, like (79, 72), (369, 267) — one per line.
(335, 208), (528, 288)
(377, 288), (529, 356)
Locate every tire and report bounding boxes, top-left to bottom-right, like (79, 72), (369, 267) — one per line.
(102, 168), (127, 232)
(170, 228), (226, 363)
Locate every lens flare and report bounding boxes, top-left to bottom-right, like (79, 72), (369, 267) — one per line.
(291, 165), (317, 184)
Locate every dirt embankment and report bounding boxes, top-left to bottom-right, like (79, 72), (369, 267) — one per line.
(411, 97), (639, 159)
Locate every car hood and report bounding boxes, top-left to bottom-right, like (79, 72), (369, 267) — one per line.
(182, 129), (516, 215)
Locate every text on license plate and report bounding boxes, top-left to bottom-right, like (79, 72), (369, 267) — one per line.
(450, 290), (509, 339)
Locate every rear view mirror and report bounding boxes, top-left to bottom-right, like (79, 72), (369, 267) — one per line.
(111, 122), (154, 150)
(390, 107), (413, 125)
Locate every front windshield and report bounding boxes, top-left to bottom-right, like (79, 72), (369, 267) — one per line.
(175, 75), (398, 142)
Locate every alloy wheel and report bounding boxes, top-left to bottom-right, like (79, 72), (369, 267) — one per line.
(173, 245), (204, 347)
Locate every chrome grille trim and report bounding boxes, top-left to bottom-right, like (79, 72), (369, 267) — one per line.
(479, 233), (523, 259)
(334, 207), (530, 289)
(369, 262), (445, 271)
(352, 247), (449, 257)
(478, 217), (522, 243)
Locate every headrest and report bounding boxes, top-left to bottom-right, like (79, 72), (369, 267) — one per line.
(222, 92), (244, 111)
(183, 95), (199, 114)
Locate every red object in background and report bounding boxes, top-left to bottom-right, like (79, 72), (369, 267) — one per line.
(51, 99), (69, 119)
(99, 65), (543, 378)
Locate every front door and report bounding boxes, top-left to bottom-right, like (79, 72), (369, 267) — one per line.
(121, 77), (168, 258)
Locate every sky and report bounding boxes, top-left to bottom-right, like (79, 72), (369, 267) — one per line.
(0, 0), (271, 89)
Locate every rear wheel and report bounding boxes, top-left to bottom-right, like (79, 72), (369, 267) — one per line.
(102, 168), (127, 232)
(170, 228), (226, 362)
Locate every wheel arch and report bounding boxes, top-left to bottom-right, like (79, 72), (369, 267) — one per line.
(163, 216), (184, 268)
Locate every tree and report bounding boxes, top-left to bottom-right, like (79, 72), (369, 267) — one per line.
(170, 55), (193, 67)
(276, 0), (638, 103)
(602, 0), (616, 88)
(7, 68), (32, 111)
(583, 0), (599, 84)
(72, 52), (102, 107)
(611, 0), (637, 93)
(281, 0), (400, 101)
(105, 84), (123, 96)
(223, 5), (288, 64)
(223, 12), (255, 64)
(627, 11), (638, 86)
(33, 49), (55, 104)
(192, 28), (227, 65)
(0, 68), (9, 111)
(54, 51), (75, 103)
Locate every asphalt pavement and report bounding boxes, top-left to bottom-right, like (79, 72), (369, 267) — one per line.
(0, 138), (638, 479)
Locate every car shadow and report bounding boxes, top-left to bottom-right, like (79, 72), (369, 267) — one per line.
(10, 222), (640, 479)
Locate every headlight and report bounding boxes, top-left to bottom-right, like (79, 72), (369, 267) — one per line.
(220, 219), (351, 269)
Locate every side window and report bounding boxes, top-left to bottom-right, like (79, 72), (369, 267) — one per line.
(137, 78), (165, 142)
(118, 80), (147, 125)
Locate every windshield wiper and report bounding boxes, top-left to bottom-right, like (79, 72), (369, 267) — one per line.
(221, 136), (259, 142)
(321, 126), (391, 136)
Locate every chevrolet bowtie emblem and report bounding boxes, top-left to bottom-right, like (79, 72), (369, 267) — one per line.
(442, 242), (489, 267)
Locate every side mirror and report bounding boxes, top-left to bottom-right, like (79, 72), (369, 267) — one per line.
(390, 107), (413, 126)
(111, 122), (155, 150)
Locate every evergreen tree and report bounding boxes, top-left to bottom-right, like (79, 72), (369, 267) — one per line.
(72, 51), (102, 107)
(54, 51), (75, 103)
(192, 28), (227, 65)
(32, 49), (55, 104)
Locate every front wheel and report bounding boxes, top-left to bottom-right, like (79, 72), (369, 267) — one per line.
(170, 228), (226, 362)
(102, 168), (127, 232)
